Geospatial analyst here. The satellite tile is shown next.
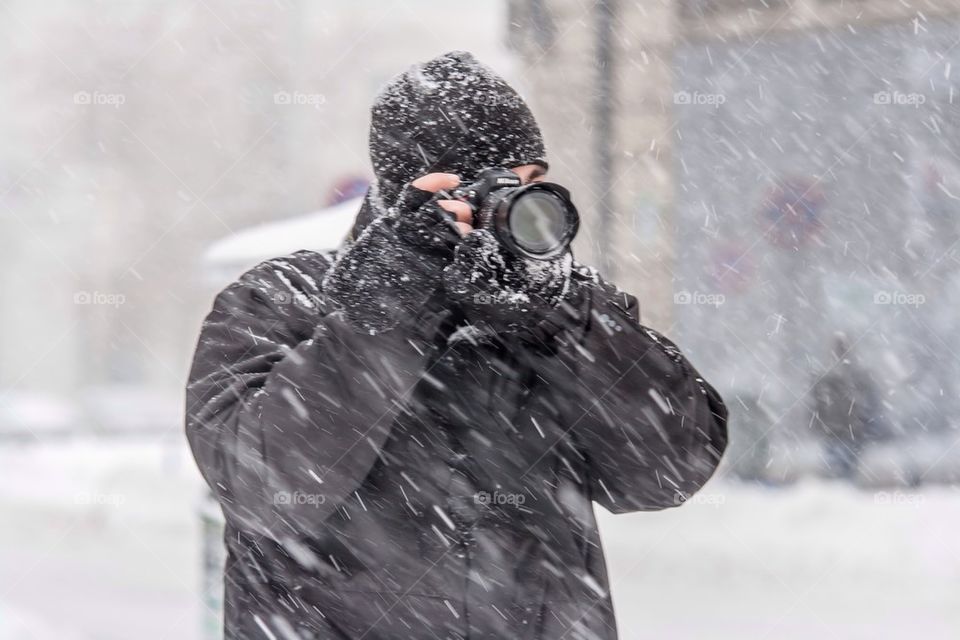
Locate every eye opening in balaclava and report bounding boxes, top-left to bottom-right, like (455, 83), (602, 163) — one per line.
(346, 50), (548, 242)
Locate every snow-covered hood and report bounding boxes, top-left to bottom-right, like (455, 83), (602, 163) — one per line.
(346, 50), (548, 243)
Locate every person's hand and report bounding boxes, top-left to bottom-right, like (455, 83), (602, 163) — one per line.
(322, 173), (474, 334)
(442, 229), (573, 333)
(408, 173), (474, 236)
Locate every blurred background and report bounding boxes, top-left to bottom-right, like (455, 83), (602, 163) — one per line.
(2, 0), (960, 638)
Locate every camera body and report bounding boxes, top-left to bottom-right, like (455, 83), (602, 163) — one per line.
(449, 167), (579, 260)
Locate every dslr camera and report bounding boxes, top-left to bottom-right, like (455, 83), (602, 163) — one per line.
(447, 167), (579, 260)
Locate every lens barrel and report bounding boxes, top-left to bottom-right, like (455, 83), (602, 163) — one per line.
(479, 182), (579, 260)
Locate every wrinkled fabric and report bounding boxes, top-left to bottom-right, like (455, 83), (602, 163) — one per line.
(186, 251), (727, 640)
(185, 50), (729, 640)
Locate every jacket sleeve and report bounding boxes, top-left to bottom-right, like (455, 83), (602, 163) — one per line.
(184, 251), (442, 537)
(540, 266), (728, 513)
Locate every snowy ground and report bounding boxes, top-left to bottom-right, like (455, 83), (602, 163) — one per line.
(601, 481), (960, 639)
(0, 437), (957, 640)
(0, 437), (203, 640)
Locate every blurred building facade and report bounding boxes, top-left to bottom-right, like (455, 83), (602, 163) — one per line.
(509, 0), (960, 479)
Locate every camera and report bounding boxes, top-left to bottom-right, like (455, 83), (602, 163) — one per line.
(447, 167), (580, 260)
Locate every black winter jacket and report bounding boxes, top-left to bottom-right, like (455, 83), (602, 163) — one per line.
(186, 248), (727, 639)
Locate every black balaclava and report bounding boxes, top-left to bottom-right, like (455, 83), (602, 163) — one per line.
(346, 51), (548, 242)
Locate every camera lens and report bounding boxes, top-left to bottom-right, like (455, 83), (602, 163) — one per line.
(507, 190), (570, 255)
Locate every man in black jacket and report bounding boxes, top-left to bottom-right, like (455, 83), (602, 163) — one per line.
(186, 51), (727, 640)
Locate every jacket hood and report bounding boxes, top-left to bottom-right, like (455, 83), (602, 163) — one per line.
(347, 50), (548, 242)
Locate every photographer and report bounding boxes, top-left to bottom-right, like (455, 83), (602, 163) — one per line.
(186, 51), (727, 640)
